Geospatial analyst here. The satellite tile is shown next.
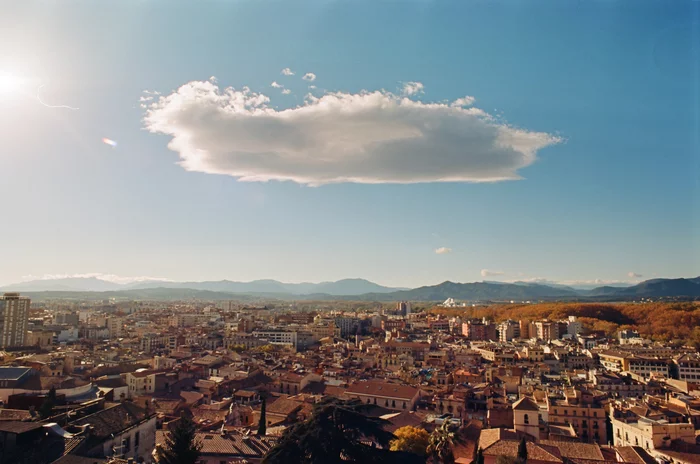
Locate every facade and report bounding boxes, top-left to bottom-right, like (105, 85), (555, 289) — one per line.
(548, 399), (607, 444)
(344, 381), (420, 411)
(612, 416), (695, 451)
(674, 354), (700, 381)
(0, 293), (30, 348)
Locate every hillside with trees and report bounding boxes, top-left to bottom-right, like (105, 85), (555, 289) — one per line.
(430, 302), (700, 348)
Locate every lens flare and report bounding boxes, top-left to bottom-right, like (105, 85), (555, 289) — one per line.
(102, 138), (118, 147)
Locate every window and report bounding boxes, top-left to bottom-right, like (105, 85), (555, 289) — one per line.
(524, 414), (529, 424)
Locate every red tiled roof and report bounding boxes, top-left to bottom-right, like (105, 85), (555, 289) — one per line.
(345, 381), (418, 400)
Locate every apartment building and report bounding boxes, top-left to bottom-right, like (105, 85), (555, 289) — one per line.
(0, 293), (30, 348)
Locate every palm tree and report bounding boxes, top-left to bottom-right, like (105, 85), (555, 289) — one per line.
(427, 420), (459, 464)
(263, 397), (395, 464)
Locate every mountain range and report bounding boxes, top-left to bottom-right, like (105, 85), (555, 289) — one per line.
(2, 276), (699, 301)
(0, 277), (406, 296)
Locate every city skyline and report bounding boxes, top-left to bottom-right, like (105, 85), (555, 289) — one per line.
(1, 1), (698, 288)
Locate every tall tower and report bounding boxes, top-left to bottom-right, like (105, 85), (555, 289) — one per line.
(0, 293), (30, 348)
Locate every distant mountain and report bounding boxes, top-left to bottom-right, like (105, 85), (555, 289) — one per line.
(358, 280), (582, 302)
(0, 277), (123, 292)
(2, 277), (404, 296)
(592, 277), (700, 298)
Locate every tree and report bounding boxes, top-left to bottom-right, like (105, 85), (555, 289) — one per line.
(390, 426), (430, 456)
(258, 395), (267, 436)
(427, 421), (459, 464)
(475, 447), (484, 464)
(517, 438), (528, 463)
(39, 387), (57, 419)
(155, 413), (202, 464)
(263, 397), (395, 464)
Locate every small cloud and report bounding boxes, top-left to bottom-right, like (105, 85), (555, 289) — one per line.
(143, 90), (161, 95)
(481, 269), (505, 277)
(209, 76), (218, 83)
(308, 85), (317, 89)
(402, 81), (424, 96)
(270, 81), (283, 88)
(435, 247), (452, 254)
(139, 96), (153, 102)
(303, 72), (317, 82)
(281, 67), (295, 76)
(451, 96), (475, 107)
(281, 89), (291, 95)
(20, 273), (172, 284)
(628, 272), (643, 278)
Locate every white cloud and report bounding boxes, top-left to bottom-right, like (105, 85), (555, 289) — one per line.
(435, 247), (452, 254)
(402, 81), (424, 96)
(143, 90), (161, 95)
(209, 76), (218, 83)
(303, 72), (317, 82)
(270, 81), (283, 88)
(281, 67), (295, 76)
(281, 89), (291, 95)
(143, 80), (560, 185)
(481, 269), (505, 277)
(628, 272), (643, 278)
(308, 85), (317, 89)
(139, 96), (153, 102)
(20, 273), (172, 284)
(451, 96), (475, 107)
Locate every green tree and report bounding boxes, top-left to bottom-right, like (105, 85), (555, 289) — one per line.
(258, 395), (267, 436)
(390, 426), (430, 456)
(427, 421), (459, 464)
(39, 387), (57, 419)
(517, 438), (528, 463)
(263, 397), (395, 464)
(155, 413), (202, 464)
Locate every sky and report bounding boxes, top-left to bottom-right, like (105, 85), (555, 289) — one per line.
(0, 0), (698, 288)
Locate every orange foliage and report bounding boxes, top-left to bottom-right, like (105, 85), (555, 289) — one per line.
(430, 302), (700, 347)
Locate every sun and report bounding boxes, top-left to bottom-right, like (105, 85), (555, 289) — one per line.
(0, 73), (23, 95)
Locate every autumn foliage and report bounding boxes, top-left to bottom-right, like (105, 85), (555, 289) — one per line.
(431, 302), (700, 347)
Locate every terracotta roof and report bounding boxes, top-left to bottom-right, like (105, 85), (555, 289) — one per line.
(483, 440), (562, 463)
(70, 402), (148, 440)
(265, 397), (304, 416)
(0, 421), (43, 434)
(513, 396), (540, 411)
(156, 431), (277, 458)
(0, 408), (33, 421)
(539, 440), (604, 461)
(615, 446), (658, 464)
(345, 381), (418, 400)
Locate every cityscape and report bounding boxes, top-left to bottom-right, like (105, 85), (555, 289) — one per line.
(1, 1), (698, 464)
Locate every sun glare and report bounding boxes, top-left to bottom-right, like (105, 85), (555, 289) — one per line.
(0, 73), (22, 94)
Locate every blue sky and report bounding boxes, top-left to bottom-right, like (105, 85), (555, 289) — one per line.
(0, 0), (697, 288)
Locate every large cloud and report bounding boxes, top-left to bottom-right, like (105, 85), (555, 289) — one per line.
(143, 80), (560, 185)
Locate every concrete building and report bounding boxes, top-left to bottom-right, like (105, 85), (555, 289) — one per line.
(612, 416), (695, 451)
(0, 293), (30, 348)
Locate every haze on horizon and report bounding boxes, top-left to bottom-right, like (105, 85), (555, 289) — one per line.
(1, 1), (698, 289)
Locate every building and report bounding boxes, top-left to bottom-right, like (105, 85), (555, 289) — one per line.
(674, 354), (700, 381)
(612, 415), (695, 451)
(547, 396), (607, 444)
(513, 396), (542, 441)
(0, 293), (30, 348)
(463, 320), (497, 341)
(566, 316), (582, 336)
(344, 381), (420, 411)
(107, 316), (124, 338)
(532, 321), (559, 341)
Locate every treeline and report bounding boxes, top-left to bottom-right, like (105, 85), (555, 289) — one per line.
(431, 302), (700, 348)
